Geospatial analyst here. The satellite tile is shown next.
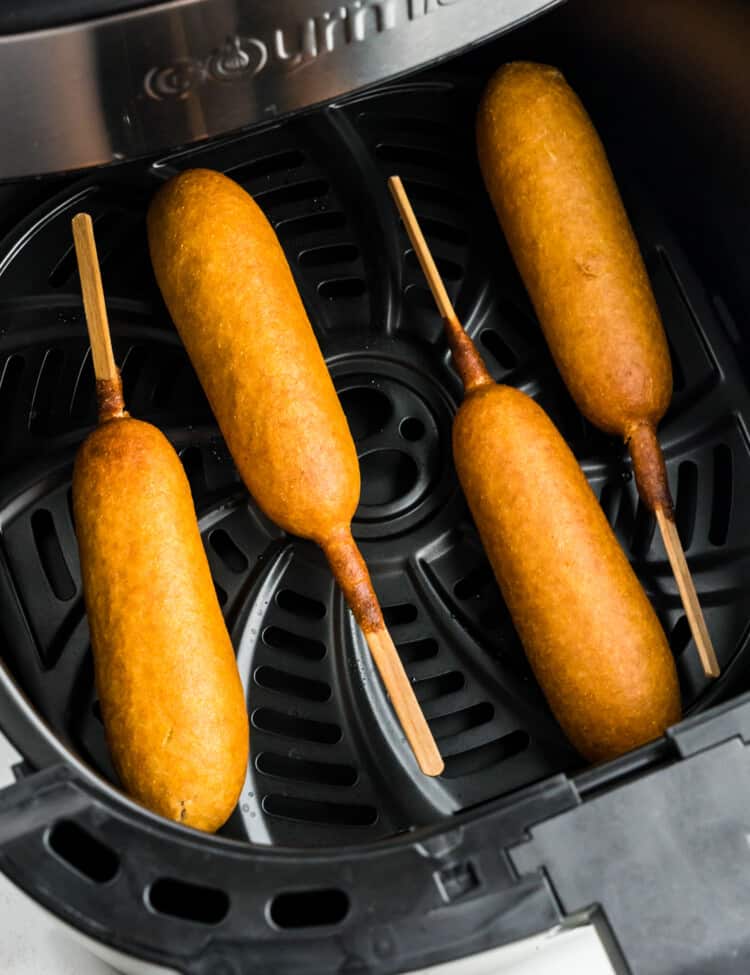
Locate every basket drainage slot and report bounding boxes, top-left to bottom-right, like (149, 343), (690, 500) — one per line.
(415, 670), (465, 703)
(252, 708), (341, 744)
(47, 821), (119, 883)
(710, 444), (732, 545)
(148, 878), (229, 925)
(442, 730), (531, 779)
(228, 148), (305, 183)
(256, 752), (357, 787)
(383, 602), (418, 626)
(453, 563), (493, 600)
(263, 626), (326, 661)
(339, 385), (392, 441)
(209, 528), (248, 573)
(397, 637), (438, 663)
(263, 795), (375, 826)
(318, 277), (366, 299)
(255, 666), (331, 702)
(270, 888), (349, 929)
(276, 588), (326, 620)
(258, 178), (328, 209)
(0, 355), (24, 429)
(429, 702), (494, 740)
(277, 210), (346, 237)
(480, 329), (517, 370)
(32, 508), (75, 601)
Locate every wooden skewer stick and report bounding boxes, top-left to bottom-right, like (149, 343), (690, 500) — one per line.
(322, 529), (444, 777)
(655, 506), (720, 677)
(389, 177), (492, 394)
(389, 175), (720, 681)
(72, 213), (126, 422)
(366, 628), (443, 774)
(627, 423), (719, 679)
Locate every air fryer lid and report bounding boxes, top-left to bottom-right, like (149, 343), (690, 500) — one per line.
(0, 0), (561, 180)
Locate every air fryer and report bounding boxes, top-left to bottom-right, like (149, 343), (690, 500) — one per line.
(1, 1), (750, 973)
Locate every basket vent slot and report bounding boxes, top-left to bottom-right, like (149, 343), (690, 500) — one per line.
(375, 143), (456, 172)
(228, 149), (305, 183)
(148, 878), (229, 925)
(397, 177), (464, 208)
(257, 178), (329, 209)
(263, 795), (376, 827)
(256, 753), (357, 787)
(453, 564), (493, 600)
(276, 588), (326, 620)
(670, 615), (692, 657)
(397, 637), (438, 663)
(382, 603), (418, 627)
(675, 460), (698, 551)
(429, 702), (494, 740)
(253, 708), (341, 744)
(414, 671), (465, 703)
(630, 498), (656, 558)
(415, 215), (468, 245)
(442, 730), (530, 779)
(299, 243), (359, 267)
(0, 355), (24, 427)
(710, 444), (732, 545)
(209, 528), (248, 573)
(179, 446), (205, 490)
(270, 888), (349, 928)
(29, 348), (64, 435)
(255, 666), (331, 703)
(338, 385), (392, 441)
(405, 249), (462, 282)
(480, 330), (517, 370)
(318, 277), (366, 299)
(277, 210), (347, 237)
(48, 821), (119, 884)
(263, 626), (326, 661)
(32, 508), (75, 601)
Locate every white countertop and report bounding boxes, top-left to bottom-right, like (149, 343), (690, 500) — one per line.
(0, 732), (613, 975)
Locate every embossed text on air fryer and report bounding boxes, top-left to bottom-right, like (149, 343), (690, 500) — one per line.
(144, 0), (466, 101)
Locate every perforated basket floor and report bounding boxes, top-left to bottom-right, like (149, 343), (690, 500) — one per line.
(1, 70), (749, 847)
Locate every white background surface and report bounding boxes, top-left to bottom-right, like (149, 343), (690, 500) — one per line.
(0, 732), (614, 975)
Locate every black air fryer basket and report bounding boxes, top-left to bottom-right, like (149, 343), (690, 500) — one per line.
(2, 2), (750, 974)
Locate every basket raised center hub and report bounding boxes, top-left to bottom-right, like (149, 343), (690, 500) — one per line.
(332, 353), (454, 539)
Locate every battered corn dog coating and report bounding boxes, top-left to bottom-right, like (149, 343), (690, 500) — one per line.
(477, 62), (673, 510)
(74, 418), (249, 831)
(147, 169), (360, 543)
(454, 384), (681, 762)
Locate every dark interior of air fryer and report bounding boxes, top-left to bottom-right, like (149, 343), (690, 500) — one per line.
(1, 4), (749, 849)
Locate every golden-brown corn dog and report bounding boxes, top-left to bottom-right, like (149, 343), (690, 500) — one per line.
(147, 169), (442, 776)
(477, 61), (719, 678)
(389, 176), (681, 762)
(477, 61), (672, 506)
(74, 418), (249, 831)
(454, 383), (680, 761)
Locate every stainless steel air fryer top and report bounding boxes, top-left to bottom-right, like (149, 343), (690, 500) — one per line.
(0, 0), (560, 180)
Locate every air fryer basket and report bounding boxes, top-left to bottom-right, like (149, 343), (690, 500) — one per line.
(2, 4), (750, 973)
